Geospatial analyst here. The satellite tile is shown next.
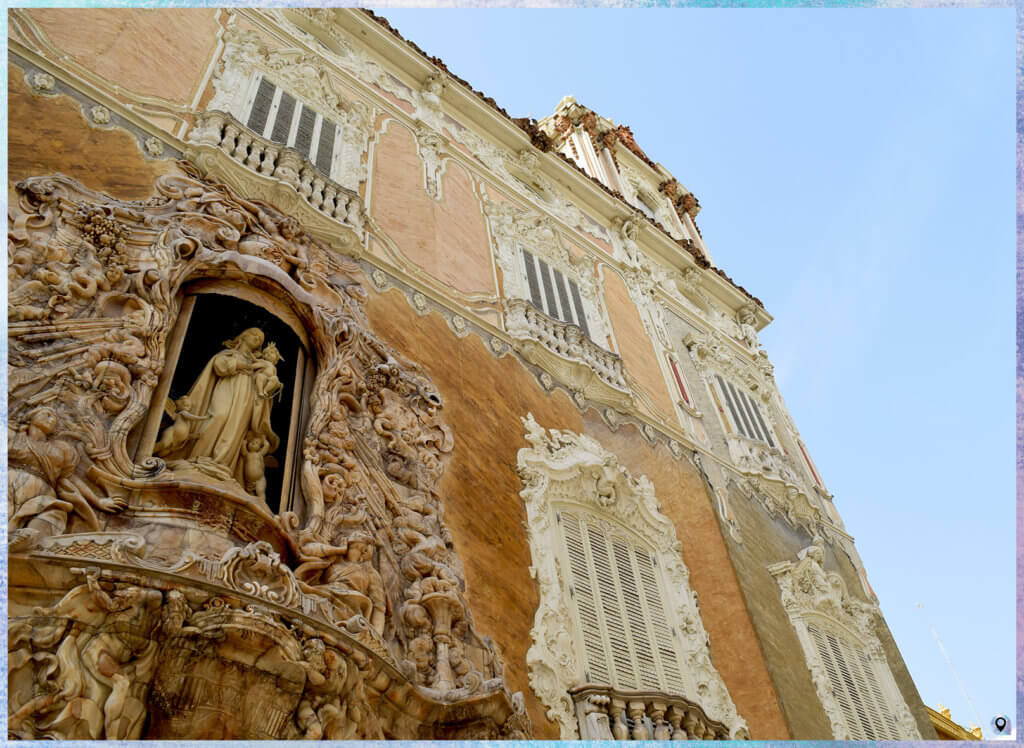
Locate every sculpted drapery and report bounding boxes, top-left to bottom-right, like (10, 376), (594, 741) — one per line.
(156, 327), (281, 490)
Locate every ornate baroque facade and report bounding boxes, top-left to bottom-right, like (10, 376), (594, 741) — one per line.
(7, 8), (936, 740)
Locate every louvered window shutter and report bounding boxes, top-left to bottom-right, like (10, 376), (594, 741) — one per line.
(247, 77), (276, 135)
(568, 278), (591, 338)
(519, 249), (592, 339)
(294, 106), (317, 158)
(559, 512), (686, 694)
(243, 76), (338, 181)
(807, 622), (902, 740)
(561, 512), (610, 684)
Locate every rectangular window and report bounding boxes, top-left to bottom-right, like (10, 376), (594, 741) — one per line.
(807, 622), (902, 740)
(243, 75), (337, 180)
(520, 248), (591, 339)
(559, 511), (686, 693)
(713, 375), (775, 446)
(668, 355), (691, 408)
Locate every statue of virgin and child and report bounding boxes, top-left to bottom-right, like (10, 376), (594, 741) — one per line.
(154, 327), (285, 502)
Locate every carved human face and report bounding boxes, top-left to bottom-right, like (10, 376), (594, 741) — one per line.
(240, 328), (264, 352)
(29, 408), (58, 436)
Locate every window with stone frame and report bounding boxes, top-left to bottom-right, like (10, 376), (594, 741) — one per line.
(708, 374), (777, 446)
(242, 74), (341, 181)
(520, 247), (592, 338)
(804, 619), (905, 740)
(518, 414), (747, 739)
(769, 540), (922, 741)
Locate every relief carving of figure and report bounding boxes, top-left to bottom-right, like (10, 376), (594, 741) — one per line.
(8, 570), (163, 740)
(8, 407), (126, 551)
(298, 531), (386, 635)
(155, 328), (280, 493)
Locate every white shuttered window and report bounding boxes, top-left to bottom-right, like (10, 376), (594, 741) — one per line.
(711, 374), (776, 446)
(520, 248), (592, 339)
(243, 75), (339, 179)
(559, 510), (686, 693)
(806, 622), (903, 740)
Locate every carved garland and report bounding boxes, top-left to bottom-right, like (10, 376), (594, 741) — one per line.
(516, 414), (748, 739)
(768, 540), (921, 740)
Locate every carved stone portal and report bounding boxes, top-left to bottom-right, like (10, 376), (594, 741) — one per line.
(8, 165), (528, 739)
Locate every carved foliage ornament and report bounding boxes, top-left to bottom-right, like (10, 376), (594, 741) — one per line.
(8, 165), (526, 738)
(517, 414), (747, 739)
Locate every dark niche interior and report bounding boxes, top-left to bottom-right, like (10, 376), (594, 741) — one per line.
(159, 292), (304, 514)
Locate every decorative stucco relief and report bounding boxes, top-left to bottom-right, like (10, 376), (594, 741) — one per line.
(517, 414), (748, 740)
(206, 23), (371, 193)
(8, 166), (528, 739)
(768, 539), (921, 740)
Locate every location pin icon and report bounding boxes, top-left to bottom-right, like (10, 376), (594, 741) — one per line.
(992, 715), (1010, 735)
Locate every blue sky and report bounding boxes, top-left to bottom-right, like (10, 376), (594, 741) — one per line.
(371, 7), (1016, 737)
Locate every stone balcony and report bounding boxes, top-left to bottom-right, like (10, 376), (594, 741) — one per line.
(185, 110), (364, 253)
(571, 685), (737, 740)
(503, 298), (632, 410)
(725, 433), (802, 487)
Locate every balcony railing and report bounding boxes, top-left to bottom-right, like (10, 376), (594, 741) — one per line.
(504, 298), (631, 409)
(187, 110), (362, 230)
(572, 685), (736, 740)
(725, 433), (801, 486)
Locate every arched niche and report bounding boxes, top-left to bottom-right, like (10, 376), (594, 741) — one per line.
(134, 281), (314, 516)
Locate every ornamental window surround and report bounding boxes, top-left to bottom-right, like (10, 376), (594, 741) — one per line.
(241, 74), (343, 181)
(484, 199), (616, 351)
(768, 539), (921, 740)
(708, 374), (777, 447)
(518, 414), (746, 739)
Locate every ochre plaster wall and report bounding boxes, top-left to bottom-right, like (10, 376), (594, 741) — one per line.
(27, 8), (222, 105)
(364, 287), (790, 739)
(370, 121), (494, 296)
(9, 67), (183, 199)
(601, 266), (676, 420)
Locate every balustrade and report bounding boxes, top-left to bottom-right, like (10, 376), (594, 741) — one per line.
(188, 110), (362, 228)
(504, 298), (628, 395)
(573, 686), (735, 740)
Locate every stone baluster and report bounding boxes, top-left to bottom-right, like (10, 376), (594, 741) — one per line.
(610, 698), (630, 741)
(649, 700), (671, 740)
(628, 700), (649, 740)
(310, 177), (325, 210)
(666, 705), (687, 739)
(230, 129), (251, 163)
(683, 708), (700, 739)
(321, 184), (337, 216)
(332, 193), (349, 221)
(298, 164), (314, 199)
(345, 194), (362, 225)
(258, 143), (278, 176)
(244, 139), (264, 172)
